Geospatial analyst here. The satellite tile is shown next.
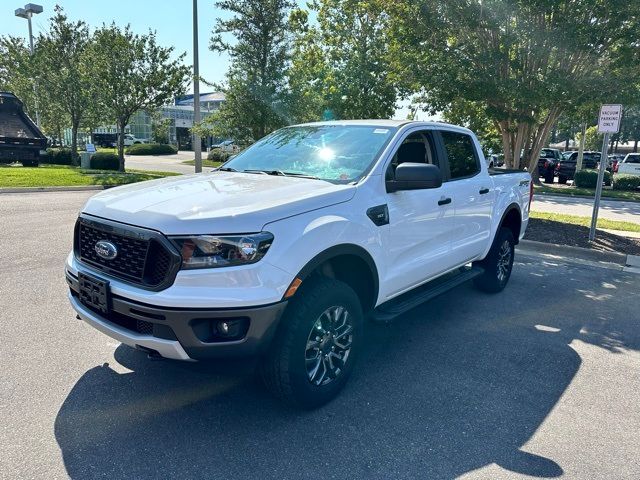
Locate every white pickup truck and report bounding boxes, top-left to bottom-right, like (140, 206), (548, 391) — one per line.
(66, 120), (531, 408)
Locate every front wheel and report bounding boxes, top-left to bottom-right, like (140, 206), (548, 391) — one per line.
(474, 227), (515, 293)
(260, 277), (363, 409)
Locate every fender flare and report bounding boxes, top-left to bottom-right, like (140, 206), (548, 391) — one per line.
(496, 203), (523, 244)
(293, 244), (380, 307)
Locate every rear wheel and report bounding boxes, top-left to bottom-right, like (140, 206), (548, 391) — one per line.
(543, 170), (555, 183)
(558, 175), (568, 184)
(260, 277), (363, 409)
(474, 228), (515, 293)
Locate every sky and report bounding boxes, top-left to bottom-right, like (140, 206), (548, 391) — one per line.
(3, 0), (424, 119)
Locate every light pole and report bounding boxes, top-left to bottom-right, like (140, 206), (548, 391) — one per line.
(15, 3), (43, 126)
(192, 0), (203, 173)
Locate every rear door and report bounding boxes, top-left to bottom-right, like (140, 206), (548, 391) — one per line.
(383, 128), (458, 297)
(436, 129), (493, 263)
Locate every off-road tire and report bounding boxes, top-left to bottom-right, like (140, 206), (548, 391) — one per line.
(473, 227), (515, 293)
(260, 277), (363, 409)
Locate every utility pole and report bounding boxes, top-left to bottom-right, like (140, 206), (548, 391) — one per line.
(15, 3), (43, 126)
(192, 0), (202, 173)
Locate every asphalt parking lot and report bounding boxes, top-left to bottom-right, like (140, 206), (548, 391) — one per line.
(1, 191), (639, 480)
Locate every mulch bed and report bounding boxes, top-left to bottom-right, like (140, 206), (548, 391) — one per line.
(525, 218), (640, 256)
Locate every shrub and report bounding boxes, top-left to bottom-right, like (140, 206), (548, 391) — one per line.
(125, 143), (177, 155)
(90, 152), (120, 170)
(574, 169), (612, 188)
(613, 174), (640, 191)
(43, 148), (73, 165)
(207, 148), (232, 163)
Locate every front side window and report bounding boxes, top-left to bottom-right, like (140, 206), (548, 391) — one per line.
(223, 125), (396, 183)
(625, 155), (640, 164)
(441, 131), (479, 179)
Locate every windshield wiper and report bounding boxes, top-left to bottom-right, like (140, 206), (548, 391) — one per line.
(216, 166), (238, 172)
(243, 169), (320, 180)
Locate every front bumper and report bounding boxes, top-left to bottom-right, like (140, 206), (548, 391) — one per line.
(66, 270), (288, 361)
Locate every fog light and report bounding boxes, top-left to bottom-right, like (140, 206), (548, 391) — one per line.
(212, 318), (249, 340)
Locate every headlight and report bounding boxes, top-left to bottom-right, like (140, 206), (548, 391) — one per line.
(170, 232), (274, 269)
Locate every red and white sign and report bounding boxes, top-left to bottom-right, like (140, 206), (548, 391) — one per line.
(597, 104), (623, 133)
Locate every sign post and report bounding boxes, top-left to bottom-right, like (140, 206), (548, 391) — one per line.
(590, 104), (622, 242)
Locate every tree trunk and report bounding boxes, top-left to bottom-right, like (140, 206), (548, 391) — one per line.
(576, 123), (587, 173)
(71, 119), (80, 166)
(117, 120), (126, 173)
(634, 139), (638, 153)
(565, 137), (570, 151)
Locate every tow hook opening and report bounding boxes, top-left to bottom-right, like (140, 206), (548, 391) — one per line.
(135, 344), (164, 360)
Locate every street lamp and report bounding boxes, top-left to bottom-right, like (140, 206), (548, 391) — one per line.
(192, 0), (202, 173)
(15, 3), (43, 126)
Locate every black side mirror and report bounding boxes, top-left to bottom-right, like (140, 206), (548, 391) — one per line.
(387, 163), (442, 192)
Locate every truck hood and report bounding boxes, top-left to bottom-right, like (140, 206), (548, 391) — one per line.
(82, 171), (356, 234)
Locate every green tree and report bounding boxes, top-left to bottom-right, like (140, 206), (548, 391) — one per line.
(575, 126), (603, 152)
(209, 0), (295, 144)
(91, 24), (189, 171)
(0, 36), (38, 119)
(313, 0), (397, 120)
(388, 0), (640, 182)
(620, 106), (640, 152)
(442, 99), (502, 155)
(34, 6), (95, 162)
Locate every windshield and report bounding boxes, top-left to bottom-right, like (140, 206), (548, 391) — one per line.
(223, 125), (397, 183)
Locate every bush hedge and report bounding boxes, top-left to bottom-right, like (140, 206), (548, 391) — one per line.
(43, 148), (74, 165)
(613, 174), (640, 191)
(125, 143), (177, 155)
(573, 169), (612, 188)
(90, 152), (120, 170)
(207, 148), (232, 163)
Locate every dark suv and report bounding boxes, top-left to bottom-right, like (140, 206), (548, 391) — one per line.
(537, 148), (563, 183)
(556, 151), (601, 184)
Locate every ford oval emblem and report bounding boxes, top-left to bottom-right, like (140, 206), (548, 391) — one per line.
(95, 240), (118, 260)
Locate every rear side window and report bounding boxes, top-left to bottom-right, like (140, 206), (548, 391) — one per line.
(441, 131), (480, 179)
(625, 155), (640, 164)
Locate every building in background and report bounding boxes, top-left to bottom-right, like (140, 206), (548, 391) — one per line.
(68, 92), (225, 150)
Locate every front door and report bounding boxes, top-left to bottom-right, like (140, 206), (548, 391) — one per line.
(383, 129), (458, 299)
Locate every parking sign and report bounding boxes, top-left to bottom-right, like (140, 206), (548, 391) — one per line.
(597, 104), (622, 133)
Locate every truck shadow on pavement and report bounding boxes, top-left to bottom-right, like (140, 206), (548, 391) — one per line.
(54, 258), (640, 479)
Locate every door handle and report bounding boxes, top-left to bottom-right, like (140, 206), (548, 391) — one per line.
(438, 197), (452, 206)
(479, 188), (490, 195)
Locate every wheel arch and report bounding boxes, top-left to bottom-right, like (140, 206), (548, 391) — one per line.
(497, 203), (523, 245)
(292, 244), (380, 313)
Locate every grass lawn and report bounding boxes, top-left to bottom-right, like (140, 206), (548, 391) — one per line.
(0, 164), (179, 188)
(182, 159), (222, 168)
(534, 184), (640, 202)
(529, 211), (640, 233)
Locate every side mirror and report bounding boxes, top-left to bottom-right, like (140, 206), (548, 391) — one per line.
(387, 163), (442, 192)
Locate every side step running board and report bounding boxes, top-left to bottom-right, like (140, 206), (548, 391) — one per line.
(372, 265), (484, 323)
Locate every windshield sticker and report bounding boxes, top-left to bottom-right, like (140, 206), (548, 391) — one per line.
(373, 128), (389, 134)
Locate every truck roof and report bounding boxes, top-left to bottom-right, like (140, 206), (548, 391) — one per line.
(293, 119), (474, 134)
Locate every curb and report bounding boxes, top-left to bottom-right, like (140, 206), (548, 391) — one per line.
(0, 185), (106, 194)
(517, 239), (640, 274)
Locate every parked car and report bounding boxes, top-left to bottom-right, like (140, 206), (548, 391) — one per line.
(123, 134), (149, 146)
(0, 91), (47, 167)
(486, 153), (499, 168)
(555, 151), (601, 183)
(212, 139), (239, 152)
(618, 153), (640, 176)
(538, 148), (563, 183)
(65, 120), (532, 408)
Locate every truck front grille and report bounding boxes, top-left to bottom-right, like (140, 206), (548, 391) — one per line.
(74, 216), (181, 290)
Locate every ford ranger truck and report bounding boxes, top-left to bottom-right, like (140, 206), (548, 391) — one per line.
(66, 120), (532, 408)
